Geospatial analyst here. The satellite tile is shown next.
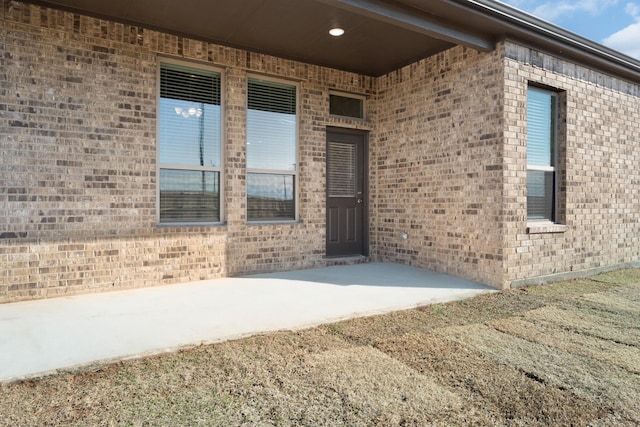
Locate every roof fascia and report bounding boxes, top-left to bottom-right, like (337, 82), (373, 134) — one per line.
(459, 0), (640, 82)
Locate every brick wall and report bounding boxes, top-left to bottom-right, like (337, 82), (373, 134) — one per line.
(0, 2), (374, 302)
(503, 41), (640, 285)
(2, 2), (640, 302)
(372, 46), (508, 287)
(371, 40), (640, 289)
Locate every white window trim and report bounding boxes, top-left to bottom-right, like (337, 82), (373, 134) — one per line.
(156, 57), (225, 226)
(526, 221), (568, 234)
(527, 165), (555, 172)
(246, 74), (300, 223)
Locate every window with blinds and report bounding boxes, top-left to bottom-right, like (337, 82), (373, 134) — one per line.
(527, 87), (557, 221)
(247, 77), (297, 221)
(158, 61), (222, 223)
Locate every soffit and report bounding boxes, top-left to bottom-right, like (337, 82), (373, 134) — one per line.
(23, 0), (640, 81)
(24, 0), (490, 76)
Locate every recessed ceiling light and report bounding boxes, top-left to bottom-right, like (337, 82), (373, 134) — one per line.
(329, 28), (345, 37)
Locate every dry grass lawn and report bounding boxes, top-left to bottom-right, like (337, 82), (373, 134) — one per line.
(2, 269), (640, 426)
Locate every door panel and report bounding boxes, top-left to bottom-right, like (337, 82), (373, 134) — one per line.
(326, 130), (367, 257)
(327, 207), (339, 243)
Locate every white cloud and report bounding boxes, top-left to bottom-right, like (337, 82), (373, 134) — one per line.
(625, 2), (640, 16)
(602, 3), (640, 59)
(603, 23), (640, 59)
(531, 0), (618, 21)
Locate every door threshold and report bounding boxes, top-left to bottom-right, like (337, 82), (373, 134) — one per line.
(325, 255), (371, 266)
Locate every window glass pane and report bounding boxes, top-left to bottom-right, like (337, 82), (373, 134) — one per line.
(160, 64), (221, 168)
(247, 173), (295, 220)
(159, 169), (220, 223)
(159, 99), (221, 167)
(527, 89), (555, 167)
(246, 109), (296, 170)
(247, 79), (296, 171)
(527, 170), (554, 220)
(330, 94), (364, 119)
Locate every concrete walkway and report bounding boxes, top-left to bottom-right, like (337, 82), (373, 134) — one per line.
(0, 263), (494, 383)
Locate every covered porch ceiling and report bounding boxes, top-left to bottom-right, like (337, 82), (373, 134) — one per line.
(25, 0), (640, 80)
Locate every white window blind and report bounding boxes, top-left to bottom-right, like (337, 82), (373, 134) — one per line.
(527, 89), (555, 168)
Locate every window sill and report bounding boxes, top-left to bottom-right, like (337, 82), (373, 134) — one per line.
(527, 222), (568, 234)
(329, 114), (366, 121)
(247, 220), (301, 226)
(157, 222), (225, 228)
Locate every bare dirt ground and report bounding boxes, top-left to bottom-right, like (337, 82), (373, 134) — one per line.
(1, 269), (639, 426)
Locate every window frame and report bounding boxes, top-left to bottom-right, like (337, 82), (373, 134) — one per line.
(156, 57), (225, 226)
(526, 85), (559, 224)
(246, 75), (299, 223)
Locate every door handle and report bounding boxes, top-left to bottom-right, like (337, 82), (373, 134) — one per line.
(357, 198), (364, 204)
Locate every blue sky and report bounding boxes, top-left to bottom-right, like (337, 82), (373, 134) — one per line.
(499, 0), (640, 59)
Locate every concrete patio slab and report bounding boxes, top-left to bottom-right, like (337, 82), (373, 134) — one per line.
(0, 262), (494, 383)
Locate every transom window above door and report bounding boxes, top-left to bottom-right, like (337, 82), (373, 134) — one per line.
(329, 91), (365, 119)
